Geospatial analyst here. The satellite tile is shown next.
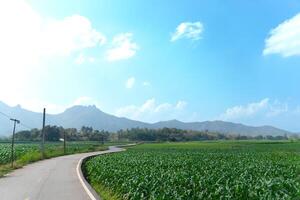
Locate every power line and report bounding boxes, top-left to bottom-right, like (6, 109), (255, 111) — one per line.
(0, 110), (34, 130)
(0, 110), (11, 119)
(20, 122), (34, 130)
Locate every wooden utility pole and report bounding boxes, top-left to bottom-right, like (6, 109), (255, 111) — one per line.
(41, 108), (46, 159)
(63, 131), (66, 155)
(101, 133), (104, 145)
(10, 118), (20, 168)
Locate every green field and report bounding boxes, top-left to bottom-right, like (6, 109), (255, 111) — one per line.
(84, 141), (300, 200)
(0, 141), (107, 176)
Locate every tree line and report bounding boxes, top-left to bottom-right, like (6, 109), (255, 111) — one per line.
(13, 126), (110, 142)
(116, 128), (294, 141)
(2, 126), (296, 142)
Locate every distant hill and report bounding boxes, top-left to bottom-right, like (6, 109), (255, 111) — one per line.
(152, 120), (290, 136)
(48, 105), (149, 131)
(0, 101), (292, 136)
(0, 101), (42, 135)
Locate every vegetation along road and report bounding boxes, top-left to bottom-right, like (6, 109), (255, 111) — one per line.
(0, 146), (124, 200)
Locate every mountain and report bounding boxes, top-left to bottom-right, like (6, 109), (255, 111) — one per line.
(47, 105), (149, 131)
(0, 102), (42, 135)
(0, 102), (151, 135)
(0, 101), (293, 136)
(152, 120), (290, 136)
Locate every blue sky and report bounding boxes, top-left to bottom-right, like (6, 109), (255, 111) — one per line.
(1, 0), (300, 131)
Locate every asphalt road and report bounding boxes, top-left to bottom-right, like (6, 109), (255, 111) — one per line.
(0, 146), (124, 200)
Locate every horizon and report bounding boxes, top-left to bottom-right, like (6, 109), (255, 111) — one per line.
(1, 0), (300, 132)
(0, 100), (294, 133)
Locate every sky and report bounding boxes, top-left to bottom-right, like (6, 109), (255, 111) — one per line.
(1, 0), (300, 132)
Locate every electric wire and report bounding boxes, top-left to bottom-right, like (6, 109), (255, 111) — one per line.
(0, 110), (34, 130)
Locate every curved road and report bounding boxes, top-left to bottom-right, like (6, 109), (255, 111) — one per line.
(0, 146), (124, 200)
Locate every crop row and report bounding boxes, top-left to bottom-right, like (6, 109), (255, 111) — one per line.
(84, 143), (300, 200)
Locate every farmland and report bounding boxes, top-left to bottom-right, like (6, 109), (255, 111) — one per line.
(0, 141), (107, 176)
(84, 141), (300, 200)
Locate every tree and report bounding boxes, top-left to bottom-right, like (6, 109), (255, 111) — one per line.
(44, 126), (61, 141)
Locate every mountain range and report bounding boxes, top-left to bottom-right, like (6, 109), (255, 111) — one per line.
(0, 101), (293, 136)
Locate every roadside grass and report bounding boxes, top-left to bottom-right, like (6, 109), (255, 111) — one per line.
(0, 141), (112, 177)
(91, 182), (121, 200)
(0, 164), (11, 177)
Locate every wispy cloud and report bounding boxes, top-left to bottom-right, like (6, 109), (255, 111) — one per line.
(171, 21), (204, 42)
(142, 81), (151, 87)
(126, 77), (136, 89)
(220, 98), (269, 120)
(263, 13), (300, 57)
(175, 100), (187, 110)
(106, 33), (139, 61)
(74, 53), (95, 65)
(267, 100), (289, 117)
(115, 98), (187, 122)
(219, 98), (289, 120)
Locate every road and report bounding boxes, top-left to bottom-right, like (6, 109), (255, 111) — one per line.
(0, 146), (124, 200)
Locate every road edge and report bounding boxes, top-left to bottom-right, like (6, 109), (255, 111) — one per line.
(77, 155), (100, 200)
(77, 144), (136, 200)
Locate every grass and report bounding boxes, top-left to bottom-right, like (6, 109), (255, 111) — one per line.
(84, 140), (300, 200)
(91, 182), (121, 200)
(0, 141), (111, 177)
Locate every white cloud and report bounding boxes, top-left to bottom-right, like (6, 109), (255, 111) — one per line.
(0, 1), (105, 60)
(0, 0), (105, 107)
(88, 57), (96, 63)
(115, 98), (188, 122)
(220, 98), (269, 120)
(142, 81), (151, 87)
(171, 21), (204, 42)
(106, 33), (139, 61)
(40, 15), (106, 56)
(217, 99), (300, 131)
(219, 98), (290, 121)
(294, 106), (300, 115)
(267, 100), (288, 117)
(126, 77), (135, 89)
(155, 103), (172, 113)
(263, 13), (300, 57)
(75, 53), (96, 65)
(176, 101), (187, 110)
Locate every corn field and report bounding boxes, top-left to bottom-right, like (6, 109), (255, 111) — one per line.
(84, 141), (300, 200)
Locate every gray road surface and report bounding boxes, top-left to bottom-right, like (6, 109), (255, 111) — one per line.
(0, 146), (123, 200)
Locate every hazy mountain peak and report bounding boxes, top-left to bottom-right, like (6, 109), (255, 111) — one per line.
(13, 104), (22, 109)
(64, 105), (101, 113)
(163, 119), (181, 123)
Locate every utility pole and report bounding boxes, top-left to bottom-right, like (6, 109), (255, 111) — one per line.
(101, 133), (104, 145)
(41, 108), (46, 159)
(10, 118), (20, 168)
(63, 131), (66, 155)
